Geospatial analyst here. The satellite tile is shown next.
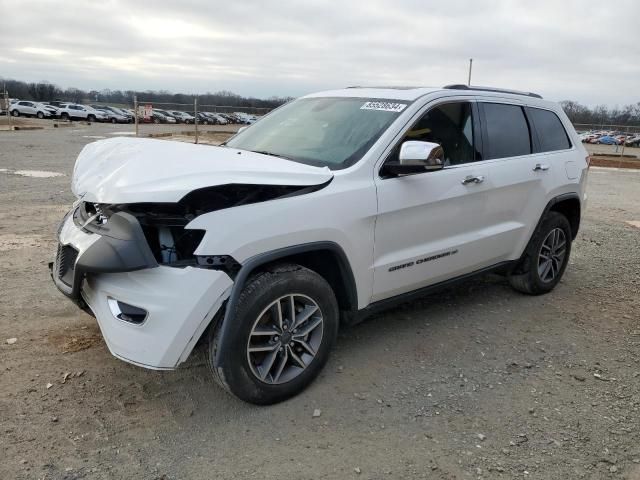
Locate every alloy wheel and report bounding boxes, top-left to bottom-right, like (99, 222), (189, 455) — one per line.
(246, 294), (324, 384)
(538, 227), (566, 283)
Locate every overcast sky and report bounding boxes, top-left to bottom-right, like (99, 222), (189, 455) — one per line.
(1, 0), (638, 106)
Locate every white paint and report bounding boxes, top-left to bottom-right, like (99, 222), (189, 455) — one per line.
(82, 135), (107, 139)
(72, 136), (332, 203)
(13, 170), (65, 178)
(109, 131), (136, 135)
(52, 87), (590, 372)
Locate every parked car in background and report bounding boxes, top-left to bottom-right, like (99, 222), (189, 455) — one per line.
(154, 109), (179, 122)
(58, 104), (108, 122)
(9, 100), (54, 119)
(195, 112), (214, 124)
(92, 107), (129, 124)
(170, 111), (195, 124)
(624, 135), (640, 147)
(152, 111), (176, 124)
(91, 105), (132, 123)
(593, 135), (619, 145)
(43, 104), (60, 118)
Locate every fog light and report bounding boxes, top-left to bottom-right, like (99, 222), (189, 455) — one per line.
(107, 297), (147, 325)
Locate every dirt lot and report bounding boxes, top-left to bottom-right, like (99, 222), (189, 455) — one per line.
(1, 125), (640, 479)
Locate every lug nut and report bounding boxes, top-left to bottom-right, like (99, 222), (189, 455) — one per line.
(289, 342), (294, 347)
(283, 324), (288, 330)
(274, 336), (279, 341)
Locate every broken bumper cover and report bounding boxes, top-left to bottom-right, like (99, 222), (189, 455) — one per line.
(51, 209), (233, 369)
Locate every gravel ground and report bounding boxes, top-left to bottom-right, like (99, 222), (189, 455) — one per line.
(1, 125), (639, 480)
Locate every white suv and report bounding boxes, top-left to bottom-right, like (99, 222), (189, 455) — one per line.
(50, 85), (589, 404)
(9, 100), (54, 119)
(58, 104), (107, 122)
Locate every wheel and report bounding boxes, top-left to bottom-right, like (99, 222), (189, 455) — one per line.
(111, 118), (117, 124)
(87, 114), (96, 122)
(509, 211), (572, 295)
(11, 110), (19, 117)
(153, 118), (160, 124)
(207, 264), (339, 405)
(61, 112), (69, 121)
(37, 111), (44, 119)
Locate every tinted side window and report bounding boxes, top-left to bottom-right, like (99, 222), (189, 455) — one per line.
(483, 103), (531, 159)
(528, 108), (571, 152)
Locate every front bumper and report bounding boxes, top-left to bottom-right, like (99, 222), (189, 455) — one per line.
(51, 209), (233, 369)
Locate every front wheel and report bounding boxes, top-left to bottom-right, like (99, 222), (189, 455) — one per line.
(509, 211), (572, 295)
(37, 111), (44, 119)
(87, 114), (96, 122)
(111, 118), (117, 124)
(208, 265), (339, 405)
(11, 110), (19, 117)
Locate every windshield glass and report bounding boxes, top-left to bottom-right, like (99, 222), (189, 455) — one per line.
(225, 97), (409, 169)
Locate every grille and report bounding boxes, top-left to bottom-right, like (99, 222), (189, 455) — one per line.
(56, 244), (78, 287)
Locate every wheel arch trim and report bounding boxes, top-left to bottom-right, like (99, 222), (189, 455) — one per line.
(214, 241), (357, 366)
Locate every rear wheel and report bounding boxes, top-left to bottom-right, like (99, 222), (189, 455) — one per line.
(208, 265), (339, 405)
(87, 114), (96, 122)
(509, 211), (572, 295)
(11, 110), (19, 117)
(37, 111), (44, 119)
(61, 112), (69, 121)
(111, 117), (117, 124)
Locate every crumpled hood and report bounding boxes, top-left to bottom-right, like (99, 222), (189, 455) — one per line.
(72, 137), (333, 204)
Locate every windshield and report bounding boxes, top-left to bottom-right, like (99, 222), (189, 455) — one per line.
(225, 97), (408, 169)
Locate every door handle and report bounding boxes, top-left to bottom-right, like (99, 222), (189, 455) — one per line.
(461, 175), (485, 185)
(533, 163), (550, 171)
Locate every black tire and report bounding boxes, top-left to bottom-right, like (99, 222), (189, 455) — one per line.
(87, 114), (96, 123)
(207, 264), (339, 405)
(509, 211), (572, 295)
(61, 112), (69, 121)
(11, 110), (19, 117)
(110, 117), (117, 124)
(37, 111), (44, 119)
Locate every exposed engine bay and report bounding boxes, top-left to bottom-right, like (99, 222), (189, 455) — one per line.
(75, 183), (323, 268)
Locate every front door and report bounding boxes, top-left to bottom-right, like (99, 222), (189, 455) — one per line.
(372, 100), (497, 302)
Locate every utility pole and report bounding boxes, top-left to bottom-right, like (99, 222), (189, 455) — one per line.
(3, 84), (11, 131)
(468, 58), (473, 86)
(194, 96), (199, 144)
(134, 95), (139, 137)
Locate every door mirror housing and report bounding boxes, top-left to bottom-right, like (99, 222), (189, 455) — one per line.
(383, 141), (445, 176)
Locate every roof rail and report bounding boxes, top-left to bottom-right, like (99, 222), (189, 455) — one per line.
(443, 84), (543, 99)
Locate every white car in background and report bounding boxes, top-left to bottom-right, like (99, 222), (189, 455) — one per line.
(58, 104), (108, 122)
(9, 100), (54, 119)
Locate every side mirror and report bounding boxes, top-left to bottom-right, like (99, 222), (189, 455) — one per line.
(384, 141), (445, 176)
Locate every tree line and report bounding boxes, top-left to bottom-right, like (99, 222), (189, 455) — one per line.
(2, 78), (639, 126)
(1, 78), (292, 110)
(560, 100), (640, 127)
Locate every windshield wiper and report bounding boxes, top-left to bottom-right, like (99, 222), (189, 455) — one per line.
(249, 150), (297, 161)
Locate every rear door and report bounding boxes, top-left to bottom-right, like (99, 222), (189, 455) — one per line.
(476, 100), (555, 260)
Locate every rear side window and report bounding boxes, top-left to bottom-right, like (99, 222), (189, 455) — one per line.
(528, 108), (572, 152)
(482, 103), (531, 159)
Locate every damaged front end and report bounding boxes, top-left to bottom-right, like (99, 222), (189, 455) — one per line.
(69, 183), (321, 277)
